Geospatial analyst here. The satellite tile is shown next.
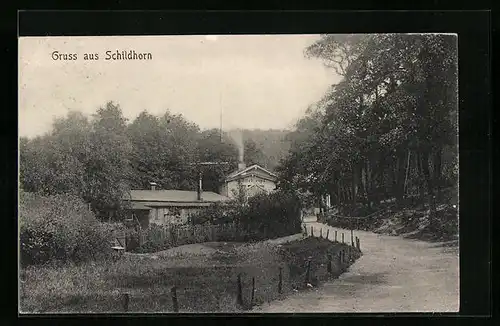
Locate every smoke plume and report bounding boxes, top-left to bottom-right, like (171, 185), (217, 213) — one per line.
(229, 129), (244, 163)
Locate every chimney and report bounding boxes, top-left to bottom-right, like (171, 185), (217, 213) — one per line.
(150, 182), (157, 191)
(197, 172), (203, 201)
(238, 162), (246, 171)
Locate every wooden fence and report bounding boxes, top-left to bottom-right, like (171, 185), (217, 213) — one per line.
(130, 222), (260, 251)
(318, 204), (397, 231)
(112, 227), (362, 313)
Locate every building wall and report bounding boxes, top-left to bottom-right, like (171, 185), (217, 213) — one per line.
(226, 175), (276, 199)
(149, 206), (205, 226)
(132, 210), (150, 229)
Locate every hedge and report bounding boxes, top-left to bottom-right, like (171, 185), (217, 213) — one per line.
(19, 190), (113, 266)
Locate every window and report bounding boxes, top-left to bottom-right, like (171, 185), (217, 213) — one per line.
(164, 207), (181, 219)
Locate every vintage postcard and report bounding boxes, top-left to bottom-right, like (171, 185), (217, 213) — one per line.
(18, 34), (459, 313)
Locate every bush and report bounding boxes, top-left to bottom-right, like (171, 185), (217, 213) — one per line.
(190, 190), (302, 241)
(235, 190), (302, 241)
(19, 190), (113, 266)
(188, 202), (237, 225)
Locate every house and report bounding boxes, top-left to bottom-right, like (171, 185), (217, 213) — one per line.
(122, 184), (230, 229)
(220, 162), (277, 200)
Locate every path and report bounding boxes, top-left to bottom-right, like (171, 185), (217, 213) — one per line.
(254, 217), (459, 313)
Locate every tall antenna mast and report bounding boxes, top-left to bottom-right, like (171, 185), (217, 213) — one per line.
(219, 91), (223, 142)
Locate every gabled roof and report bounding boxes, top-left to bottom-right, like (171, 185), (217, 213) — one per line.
(225, 164), (277, 182)
(123, 190), (230, 203)
(130, 201), (216, 209)
(247, 184), (266, 192)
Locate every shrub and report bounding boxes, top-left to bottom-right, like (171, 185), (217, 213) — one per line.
(19, 190), (113, 266)
(188, 190), (302, 241)
(235, 190), (302, 241)
(189, 201), (239, 225)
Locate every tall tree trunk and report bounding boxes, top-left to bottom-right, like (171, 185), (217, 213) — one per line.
(433, 147), (443, 202)
(351, 168), (358, 206)
(340, 184), (346, 205)
(376, 152), (387, 205)
(391, 157), (398, 200)
(394, 150), (407, 208)
(403, 150), (411, 196)
(420, 149), (436, 227)
(416, 152), (426, 204)
(366, 157), (373, 209)
(337, 178), (342, 206)
(359, 163), (367, 207)
(344, 184), (350, 204)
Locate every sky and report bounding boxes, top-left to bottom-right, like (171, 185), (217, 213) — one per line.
(19, 35), (339, 138)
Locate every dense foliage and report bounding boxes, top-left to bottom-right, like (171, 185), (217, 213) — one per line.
(19, 190), (113, 266)
(19, 103), (281, 219)
(188, 202), (238, 225)
(190, 189), (302, 240)
(235, 190), (303, 240)
(278, 34), (458, 227)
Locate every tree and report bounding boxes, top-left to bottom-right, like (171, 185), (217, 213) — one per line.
(87, 102), (132, 217)
(126, 110), (200, 191)
(196, 129), (239, 193)
(243, 139), (266, 167)
(127, 111), (165, 189)
(304, 34), (368, 76)
(278, 34), (458, 221)
(19, 103), (133, 219)
(20, 111), (92, 198)
(159, 110), (201, 189)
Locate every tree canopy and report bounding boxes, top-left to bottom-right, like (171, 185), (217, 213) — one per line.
(279, 34), (458, 223)
(20, 103), (246, 219)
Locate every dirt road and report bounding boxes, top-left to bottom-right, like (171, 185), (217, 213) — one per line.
(254, 219), (459, 313)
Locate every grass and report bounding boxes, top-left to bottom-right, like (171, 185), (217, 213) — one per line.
(20, 237), (361, 313)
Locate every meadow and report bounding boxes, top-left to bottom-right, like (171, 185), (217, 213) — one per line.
(20, 237), (360, 313)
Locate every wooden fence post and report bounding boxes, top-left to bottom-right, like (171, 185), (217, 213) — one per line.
(171, 286), (179, 312)
(320, 228), (323, 238)
(310, 226), (314, 237)
(326, 229), (330, 240)
(358, 237), (361, 251)
(237, 273), (243, 307)
(351, 229), (354, 246)
(169, 226), (175, 246)
(278, 267), (283, 294)
(122, 293), (129, 312)
(305, 259), (311, 285)
(335, 230), (337, 242)
(327, 254), (332, 273)
(251, 277), (255, 307)
(342, 233), (344, 243)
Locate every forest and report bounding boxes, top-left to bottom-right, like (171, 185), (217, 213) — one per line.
(19, 105), (291, 219)
(20, 34), (458, 230)
(276, 34), (458, 228)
